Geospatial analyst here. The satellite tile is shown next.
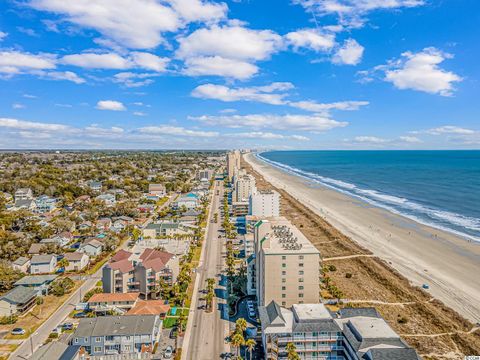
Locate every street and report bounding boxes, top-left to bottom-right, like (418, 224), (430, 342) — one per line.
(183, 180), (230, 360)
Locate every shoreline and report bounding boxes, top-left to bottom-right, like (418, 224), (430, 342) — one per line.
(245, 152), (480, 323)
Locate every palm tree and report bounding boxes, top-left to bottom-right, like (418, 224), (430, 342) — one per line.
(235, 317), (247, 335)
(245, 338), (256, 360)
(286, 342), (301, 360)
(230, 332), (245, 359)
(177, 313), (187, 335)
(57, 257), (69, 271)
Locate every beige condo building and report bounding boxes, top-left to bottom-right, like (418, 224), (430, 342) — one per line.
(255, 217), (321, 307)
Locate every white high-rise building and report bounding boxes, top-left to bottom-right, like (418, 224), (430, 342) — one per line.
(227, 150), (241, 181)
(234, 174), (257, 202)
(249, 189), (280, 217)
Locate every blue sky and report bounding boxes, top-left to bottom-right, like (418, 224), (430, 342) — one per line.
(0, 0), (479, 149)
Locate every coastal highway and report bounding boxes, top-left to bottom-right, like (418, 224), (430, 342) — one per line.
(10, 194), (176, 360)
(182, 180), (230, 360)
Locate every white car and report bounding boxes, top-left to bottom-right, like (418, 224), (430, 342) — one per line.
(164, 345), (174, 359)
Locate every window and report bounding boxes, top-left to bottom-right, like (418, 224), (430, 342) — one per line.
(282, 294), (286, 298)
(299, 278), (304, 282)
(282, 286), (286, 290)
(94, 346), (102, 353)
(282, 301), (286, 306)
(299, 255), (304, 260)
(74, 338), (79, 344)
(84, 338), (88, 342)
(299, 293), (304, 298)
(282, 278), (286, 283)
(282, 256), (286, 260)
(299, 270), (304, 275)
(298, 286), (304, 290)
(282, 271), (286, 275)
(282, 263), (286, 268)
(95, 337), (102, 342)
(299, 263), (304, 267)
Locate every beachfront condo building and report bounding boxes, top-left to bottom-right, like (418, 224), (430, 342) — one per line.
(227, 150), (241, 181)
(234, 173), (257, 202)
(259, 302), (421, 360)
(255, 217), (321, 307)
(249, 189), (280, 217)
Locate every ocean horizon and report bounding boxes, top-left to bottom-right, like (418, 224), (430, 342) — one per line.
(259, 150), (480, 242)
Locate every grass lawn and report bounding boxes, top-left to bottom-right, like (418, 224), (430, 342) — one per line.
(163, 317), (178, 328)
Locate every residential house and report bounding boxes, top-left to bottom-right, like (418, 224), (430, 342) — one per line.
(148, 184), (166, 196)
(96, 193), (116, 205)
(40, 233), (71, 247)
(11, 198), (36, 211)
(87, 293), (140, 313)
(126, 300), (170, 318)
(96, 218), (112, 231)
(28, 243), (44, 256)
(0, 286), (38, 317)
(137, 204), (155, 213)
(64, 252), (90, 272)
(112, 216), (134, 232)
(80, 239), (103, 257)
(35, 195), (57, 213)
(86, 180), (102, 192)
(142, 222), (192, 239)
(72, 315), (161, 356)
(78, 221), (93, 231)
(14, 188), (33, 201)
(14, 274), (58, 295)
(12, 256), (30, 273)
(178, 209), (200, 224)
(30, 254), (57, 274)
(174, 193), (199, 210)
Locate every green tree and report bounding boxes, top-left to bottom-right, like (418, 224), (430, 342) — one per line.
(230, 332), (245, 359)
(235, 317), (247, 335)
(286, 342), (301, 360)
(57, 258), (69, 270)
(0, 261), (24, 293)
(245, 339), (256, 360)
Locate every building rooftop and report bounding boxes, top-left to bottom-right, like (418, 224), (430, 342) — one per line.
(348, 317), (399, 339)
(260, 218), (319, 255)
(30, 342), (80, 360)
(13, 256), (30, 266)
(31, 254), (56, 264)
(126, 300), (170, 316)
(0, 286), (37, 305)
(14, 274), (58, 286)
(74, 315), (159, 337)
(292, 303), (332, 321)
(88, 293), (140, 303)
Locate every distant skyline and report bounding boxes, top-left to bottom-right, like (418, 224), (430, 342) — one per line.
(0, 0), (479, 150)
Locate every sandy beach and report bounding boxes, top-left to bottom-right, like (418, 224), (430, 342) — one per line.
(245, 152), (480, 323)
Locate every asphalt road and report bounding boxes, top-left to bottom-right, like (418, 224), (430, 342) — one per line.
(183, 181), (230, 360)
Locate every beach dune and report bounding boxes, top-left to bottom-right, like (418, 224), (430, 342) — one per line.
(245, 152), (480, 323)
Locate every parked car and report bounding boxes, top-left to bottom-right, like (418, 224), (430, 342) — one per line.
(73, 312), (88, 318)
(62, 322), (74, 330)
(11, 328), (25, 335)
(164, 345), (174, 359)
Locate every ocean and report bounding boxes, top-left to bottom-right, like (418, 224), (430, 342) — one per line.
(259, 150), (480, 242)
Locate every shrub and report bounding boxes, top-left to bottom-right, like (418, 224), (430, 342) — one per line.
(345, 273), (352, 279)
(397, 316), (408, 324)
(36, 296), (44, 305)
(0, 315), (17, 325)
(328, 265), (337, 272)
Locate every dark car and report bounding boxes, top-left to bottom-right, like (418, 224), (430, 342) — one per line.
(62, 322), (74, 330)
(73, 312), (88, 318)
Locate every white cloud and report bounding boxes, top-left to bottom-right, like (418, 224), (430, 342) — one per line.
(28, 0), (180, 49)
(294, 0), (425, 28)
(0, 117), (70, 131)
(177, 25), (282, 61)
(39, 70), (86, 84)
(23, 94), (37, 99)
(169, 0), (227, 23)
(231, 132), (310, 141)
(192, 113), (347, 131)
(0, 51), (56, 74)
(12, 103), (25, 109)
(0, 31), (8, 41)
(96, 100), (127, 111)
(139, 125), (219, 137)
(332, 39), (364, 65)
(424, 126), (475, 135)
(383, 47), (462, 96)
(285, 29), (335, 52)
(290, 100), (369, 112)
(183, 56), (258, 80)
(85, 125), (125, 137)
(353, 136), (389, 143)
(133, 111), (147, 116)
(61, 53), (130, 69)
(192, 83), (369, 113)
(191, 82), (294, 105)
(399, 135), (422, 143)
(17, 27), (39, 37)
(129, 52), (169, 72)
(113, 72), (157, 87)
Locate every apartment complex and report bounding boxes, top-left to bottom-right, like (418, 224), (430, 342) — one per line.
(227, 150), (241, 181)
(255, 217), (321, 307)
(249, 189), (280, 217)
(72, 315), (161, 356)
(234, 173), (257, 202)
(259, 302), (421, 360)
(102, 249), (179, 297)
